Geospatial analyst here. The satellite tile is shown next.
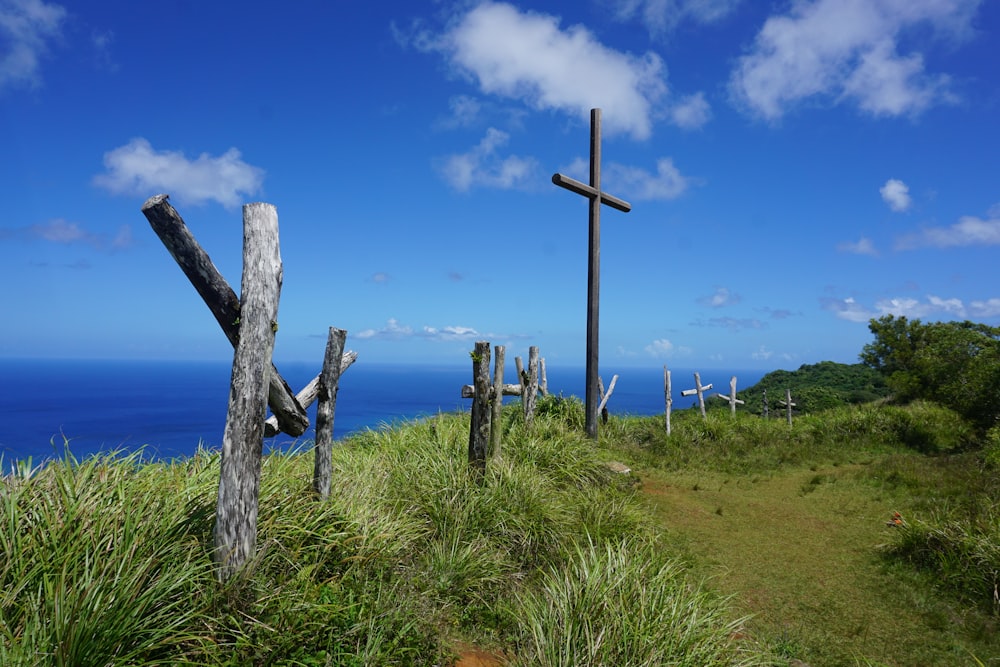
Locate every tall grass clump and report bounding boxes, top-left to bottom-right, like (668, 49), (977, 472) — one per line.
(0, 449), (218, 666)
(510, 538), (758, 667)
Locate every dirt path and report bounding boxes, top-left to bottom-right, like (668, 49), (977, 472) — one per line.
(635, 463), (971, 666)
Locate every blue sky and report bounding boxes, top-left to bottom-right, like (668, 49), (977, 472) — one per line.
(2, 0), (998, 371)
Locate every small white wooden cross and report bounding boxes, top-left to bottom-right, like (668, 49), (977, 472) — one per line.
(681, 372), (713, 418)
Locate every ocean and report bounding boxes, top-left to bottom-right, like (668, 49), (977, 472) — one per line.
(0, 358), (766, 465)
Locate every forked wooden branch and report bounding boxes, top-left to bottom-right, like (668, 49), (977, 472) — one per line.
(263, 351), (358, 437)
(141, 194), (308, 437)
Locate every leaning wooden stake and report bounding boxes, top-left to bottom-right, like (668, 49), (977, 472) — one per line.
(263, 351), (357, 437)
(522, 346), (540, 427)
(597, 374), (619, 423)
(141, 194), (307, 437)
(313, 327), (347, 500)
(468, 341), (492, 479)
(213, 203), (282, 581)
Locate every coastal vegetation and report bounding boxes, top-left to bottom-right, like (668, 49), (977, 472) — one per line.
(2, 316), (999, 665)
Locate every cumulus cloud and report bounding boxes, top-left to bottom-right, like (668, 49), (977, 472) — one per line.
(0, 218), (133, 251)
(610, 0), (742, 37)
(604, 158), (691, 200)
(422, 1), (668, 140)
(439, 127), (539, 191)
(895, 213), (1000, 250)
(837, 236), (878, 256)
(729, 0), (977, 120)
(880, 178), (911, 212)
(669, 92), (712, 129)
(822, 293), (1000, 322)
(356, 318), (495, 342)
(644, 338), (692, 358)
(698, 286), (741, 308)
(0, 0), (66, 93)
(93, 138), (265, 208)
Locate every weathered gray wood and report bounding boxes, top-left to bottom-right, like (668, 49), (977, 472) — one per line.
(314, 327), (347, 499)
(664, 366), (672, 435)
(490, 345), (505, 459)
(462, 383), (521, 398)
(779, 388), (796, 426)
(552, 109), (632, 439)
(523, 346), (540, 427)
(539, 358), (549, 397)
(597, 373), (618, 414)
(715, 376), (745, 415)
(213, 202), (282, 581)
(468, 341), (491, 478)
(263, 351), (357, 437)
(681, 372), (712, 418)
(141, 194), (307, 437)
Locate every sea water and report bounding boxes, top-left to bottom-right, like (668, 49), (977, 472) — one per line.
(0, 358), (765, 464)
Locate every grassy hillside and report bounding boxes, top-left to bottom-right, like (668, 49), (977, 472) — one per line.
(733, 361), (891, 416)
(2, 396), (998, 665)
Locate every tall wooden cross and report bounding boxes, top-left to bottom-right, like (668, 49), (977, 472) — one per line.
(552, 108), (632, 439)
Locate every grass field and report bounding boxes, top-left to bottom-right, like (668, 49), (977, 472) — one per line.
(2, 397), (998, 665)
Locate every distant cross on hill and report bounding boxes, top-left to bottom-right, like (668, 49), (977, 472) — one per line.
(552, 108), (632, 439)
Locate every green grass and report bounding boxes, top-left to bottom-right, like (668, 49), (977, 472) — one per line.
(2, 396), (998, 665)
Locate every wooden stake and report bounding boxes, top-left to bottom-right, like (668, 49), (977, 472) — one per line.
(313, 327), (346, 499)
(213, 202), (282, 581)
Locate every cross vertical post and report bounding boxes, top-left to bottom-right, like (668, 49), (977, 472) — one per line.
(552, 108), (632, 438)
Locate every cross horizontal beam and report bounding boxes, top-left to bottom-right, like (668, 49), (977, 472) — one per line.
(551, 173), (632, 213)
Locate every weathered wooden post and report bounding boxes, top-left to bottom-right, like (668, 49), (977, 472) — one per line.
(715, 376), (745, 415)
(762, 389), (769, 419)
(664, 366), (672, 435)
(681, 372), (713, 418)
(552, 108), (632, 439)
(521, 346), (540, 427)
(779, 389), (796, 426)
(141, 194), (308, 437)
(468, 341), (492, 478)
(490, 345), (505, 459)
(213, 202), (282, 581)
(313, 327), (347, 500)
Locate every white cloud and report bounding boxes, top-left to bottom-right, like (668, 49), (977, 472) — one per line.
(439, 127), (539, 191)
(356, 318), (413, 340)
(669, 92), (712, 129)
(824, 293), (1000, 322)
(821, 296), (873, 323)
(357, 318), (490, 342)
(0, 0), (66, 93)
(604, 158), (690, 200)
(93, 138), (265, 208)
(0, 218), (133, 251)
(426, 1), (668, 140)
(895, 214), (1000, 250)
(880, 178), (911, 212)
(729, 0), (977, 120)
(610, 0), (742, 37)
(751, 345), (773, 360)
(837, 236), (878, 256)
(699, 286), (741, 308)
(645, 338), (692, 358)
(971, 298), (1000, 318)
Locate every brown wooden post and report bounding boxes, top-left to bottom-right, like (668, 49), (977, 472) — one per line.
(490, 344), (505, 459)
(468, 341), (491, 478)
(552, 109), (632, 439)
(213, 202), (282, 581)
(313, 327), (347, 499)
(664, 366), (673, 435)
(141, 194), (308, 437)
